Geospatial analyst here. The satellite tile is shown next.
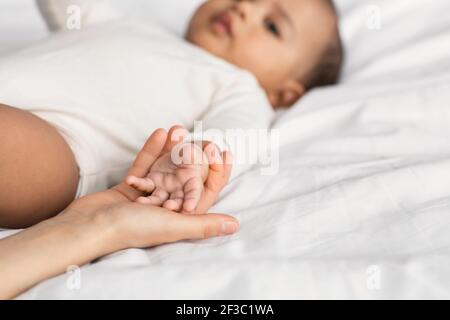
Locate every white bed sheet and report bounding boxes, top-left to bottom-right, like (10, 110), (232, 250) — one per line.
(1, 0), (450, 299)
(9, 72), (450, 299)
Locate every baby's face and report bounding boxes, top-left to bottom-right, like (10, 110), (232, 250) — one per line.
(186, 0), (337, 108)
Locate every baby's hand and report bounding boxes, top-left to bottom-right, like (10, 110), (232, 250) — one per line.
(126, 143), (209, 213)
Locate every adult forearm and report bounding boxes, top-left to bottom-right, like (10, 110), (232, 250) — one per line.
(0, 210), (116, 299)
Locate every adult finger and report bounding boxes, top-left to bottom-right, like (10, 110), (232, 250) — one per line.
(194, 151), (233, 214)
(127, 128), (167, 178)
(203, 142), (223, 166)
(114, 204), (240, 249)
(206, 151), (233, 190)
(164, 213), (240, 242)
(163, 125), (187, 154)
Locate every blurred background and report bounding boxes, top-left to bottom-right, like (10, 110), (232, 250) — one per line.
(2, 0), (450, 82)
(0, 0), (47, 56)
(0, 0), (202, 57)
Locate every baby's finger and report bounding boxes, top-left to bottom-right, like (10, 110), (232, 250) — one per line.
(183, 177), (203, 213)
(171, 190), (185, 200)
(136, 196), (153, 204)
(137, 188), (170, 206)
(126, 176), (156, 193)
(163, 190), (185, 212)
(137, 196), (164, 206)
(149, 188), (170, 206)
(163, 199), (183, 211)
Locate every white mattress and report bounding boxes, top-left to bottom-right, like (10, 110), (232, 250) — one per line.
(1, 0), (450, 299)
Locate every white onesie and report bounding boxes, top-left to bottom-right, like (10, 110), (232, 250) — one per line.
(0, 19), (274, 197)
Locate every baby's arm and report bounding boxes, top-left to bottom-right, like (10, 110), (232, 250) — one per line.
(198, 74), (275, 180)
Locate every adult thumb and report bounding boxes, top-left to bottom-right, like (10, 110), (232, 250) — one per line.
(167, 213), (240, 242)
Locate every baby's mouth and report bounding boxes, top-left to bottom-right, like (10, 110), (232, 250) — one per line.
(211, 10), (234, 37)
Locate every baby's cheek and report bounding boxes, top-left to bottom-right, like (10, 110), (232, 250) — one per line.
(230, 41), (279, 82)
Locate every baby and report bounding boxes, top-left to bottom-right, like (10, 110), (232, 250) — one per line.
(0, 0), (343, 227)
(126, 0), (343, 212)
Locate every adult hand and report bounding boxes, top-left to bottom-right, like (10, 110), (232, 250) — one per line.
(64, 125), (237, 251)
(0, 126), (237, 299)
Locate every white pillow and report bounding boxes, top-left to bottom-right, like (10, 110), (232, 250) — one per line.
(36, 0), (120, 31)
(0, 0), (48, 56)
(334, 0), (450, 82)
(109, 0), (205, 35)
(36, 0), (205, 35)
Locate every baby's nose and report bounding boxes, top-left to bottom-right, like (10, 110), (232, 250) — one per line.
(231, 1), (252, 22)
(232, 0), (268, 27)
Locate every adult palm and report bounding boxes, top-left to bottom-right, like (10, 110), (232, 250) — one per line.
(64, 125), (237, 251)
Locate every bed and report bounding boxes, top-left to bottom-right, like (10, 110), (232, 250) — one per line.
(1, 0), (450, 299)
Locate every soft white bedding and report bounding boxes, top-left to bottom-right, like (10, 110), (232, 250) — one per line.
(15, 72), (450, 300)
(1, 0), (450, 299)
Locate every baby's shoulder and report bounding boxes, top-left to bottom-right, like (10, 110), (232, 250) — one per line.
(167, 44), (259, 85)
(91, 19), (262, 90)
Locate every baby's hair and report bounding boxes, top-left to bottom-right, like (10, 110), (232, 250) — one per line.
(303, 0), (344, 90)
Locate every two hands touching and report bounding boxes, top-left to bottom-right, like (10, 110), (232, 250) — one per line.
(126, 126), (230, 214)
(0, 125), (238, 299)
(67, 125), (238, 250)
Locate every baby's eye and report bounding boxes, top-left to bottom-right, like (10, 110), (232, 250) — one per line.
(264, 19), (280, 37)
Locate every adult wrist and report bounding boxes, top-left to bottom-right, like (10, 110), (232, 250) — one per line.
(0, 209), (120, 299)
(54, 208), (121, 258)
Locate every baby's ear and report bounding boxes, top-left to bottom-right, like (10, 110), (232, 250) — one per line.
(269, 80), (305, 108)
